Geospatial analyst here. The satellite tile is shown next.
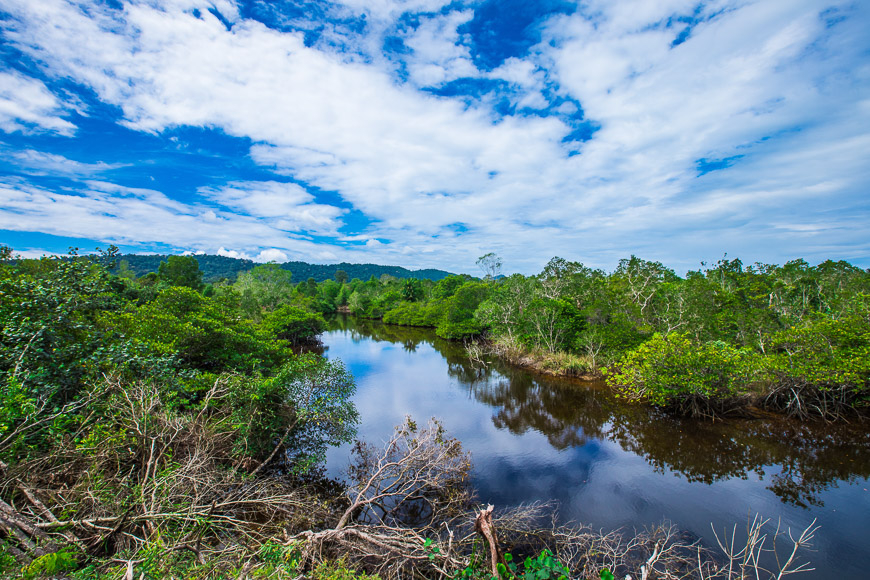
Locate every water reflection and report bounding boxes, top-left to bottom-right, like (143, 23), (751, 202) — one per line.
(322, 316), (870, 579)
(472, 354), (869, 509)
(325, 315), (870, 508)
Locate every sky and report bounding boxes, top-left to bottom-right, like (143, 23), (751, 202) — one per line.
(0, 0), (868, 275)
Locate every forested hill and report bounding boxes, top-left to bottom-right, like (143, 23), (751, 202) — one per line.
(281, 261), (453, 283)
(113, 254), (255, 282)
(113, 254), (454, 283)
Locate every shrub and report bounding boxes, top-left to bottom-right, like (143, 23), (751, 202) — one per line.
(765, 310), (870, 417)
(606, 333), (764, 416)
(261, 305), (327, 347)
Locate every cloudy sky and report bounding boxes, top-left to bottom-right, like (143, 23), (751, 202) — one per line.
(0, 0), (868, 274)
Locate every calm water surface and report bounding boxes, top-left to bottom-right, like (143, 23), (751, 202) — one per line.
(321, 316), (870, 578)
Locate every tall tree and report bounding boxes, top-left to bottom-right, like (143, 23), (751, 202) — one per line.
(234, 263), (294, 319)
(158, 255), (204, 291)
(476, 252), (503, 281)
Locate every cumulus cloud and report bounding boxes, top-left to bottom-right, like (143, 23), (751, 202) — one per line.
(401, 10), (477, 87)
(216, 247), (250, 259)
(257, 248), (290, 263)
(215, 247), (290, 263)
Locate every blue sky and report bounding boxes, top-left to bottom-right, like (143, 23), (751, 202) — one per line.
(1, 0), (868, 274)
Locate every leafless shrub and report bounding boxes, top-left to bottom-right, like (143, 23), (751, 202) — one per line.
(707, 513), (818, 579)
(465, 340), (489, 368)
(288, 417), (473, 577)
(0, 375), (336, 568)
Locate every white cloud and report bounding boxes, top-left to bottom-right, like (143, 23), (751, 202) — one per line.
(256, 248), (289, 263)
(201, 180), (346, 234)
(216, 247), (250, 259)
(0, 71), (75, 135)
(0, 177), (337, 260)
(402, 10), (476, 87)
(0, 0), (868, 273)
(9, 149), (123, 176)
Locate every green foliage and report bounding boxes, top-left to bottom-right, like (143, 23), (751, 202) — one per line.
(402, 278), (425, 302)
(449, 547), (570, 580)
(768, 306), (870, 398)
(102, 286), (283, 373)
(436, 319), (486, 340)
(0, 252), (128, 407)
(226, 354), (358, 468)
(311, 559), (381, 580)
(261, 305), (327, 346)
(514, 549), (570, 580)
(254, 541), (302, 577)
(21, 549), (78, 579)
(606, 333), (764, 413)
(0, 544), (16, 575)
(433, 275), (472, 299)
(233, 263), (295, 320)
(474, 275), (537, 342)
(435, 281), (490, 339)
(347, 290), (374, 316)
(383, 299), (447, 327)
(157, 255), (204, 291)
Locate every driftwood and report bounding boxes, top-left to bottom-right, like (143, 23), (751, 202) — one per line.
(474, 504), (505, 578)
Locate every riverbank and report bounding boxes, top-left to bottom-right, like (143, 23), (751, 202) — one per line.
(341, 313), (870, 421)
(467, 334), (603, 381)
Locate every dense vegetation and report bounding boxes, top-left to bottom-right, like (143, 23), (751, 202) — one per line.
(0, 247), (361, 578)
(0, 246), (851, 578)
(112, 254), (453, 284)
(328, 254), (870, 419)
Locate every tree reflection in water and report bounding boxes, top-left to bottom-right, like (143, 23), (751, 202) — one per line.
(328, 315), (870, 509)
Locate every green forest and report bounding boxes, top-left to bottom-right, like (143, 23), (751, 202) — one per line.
(0, 246), (864, 579)
(112, 254), (452, 284)
(321, 253), (870, 420)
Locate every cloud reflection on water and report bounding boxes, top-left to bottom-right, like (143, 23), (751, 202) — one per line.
(321, 316), (870, 579)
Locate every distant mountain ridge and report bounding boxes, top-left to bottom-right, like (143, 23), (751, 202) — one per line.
(114, 254), (454, 283)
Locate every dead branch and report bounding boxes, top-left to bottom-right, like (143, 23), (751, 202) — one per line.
(338, 417), (471, 531)
(474, 504), (504, 578)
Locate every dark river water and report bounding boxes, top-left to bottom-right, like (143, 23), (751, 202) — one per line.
(320, 316), (870, 578)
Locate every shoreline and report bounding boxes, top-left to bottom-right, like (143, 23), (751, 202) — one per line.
(334, 314), (869, 423)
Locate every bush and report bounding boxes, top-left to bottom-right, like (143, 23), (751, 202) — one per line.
(768, 312), (870, 392)
(383, 299), (446, 327)
(101, 286), (284, 373)
(765, 310), (870, 416)
(436, 320), (485, 340)
(261, 305), (327, 347)
(606, 333), (764, 416)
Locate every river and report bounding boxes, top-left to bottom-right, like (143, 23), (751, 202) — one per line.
(320, 315), (870, 578)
